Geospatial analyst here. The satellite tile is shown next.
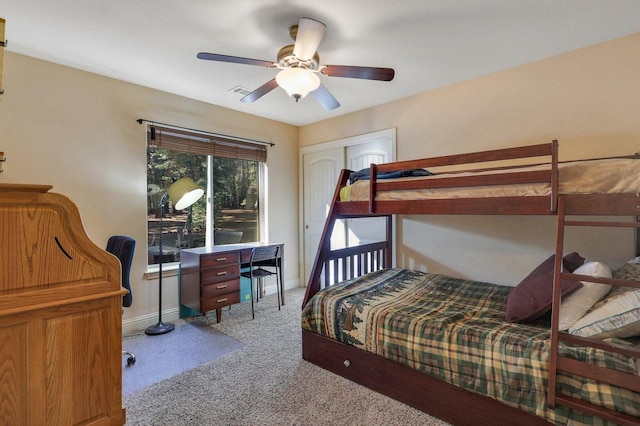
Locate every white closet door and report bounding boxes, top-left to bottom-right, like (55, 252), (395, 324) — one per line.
(301, 129), (396, 286)
(302, 148), (345, 284)
(345, 139), (393, 247)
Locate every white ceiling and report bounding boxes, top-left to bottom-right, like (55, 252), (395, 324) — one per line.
(2, 1), (640, 126)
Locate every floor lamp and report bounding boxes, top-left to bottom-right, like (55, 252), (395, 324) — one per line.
(145, 177), (204, 335)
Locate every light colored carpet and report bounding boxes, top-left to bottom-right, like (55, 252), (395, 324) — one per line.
(122, 320), (244, 396)
(123, 288), (450, 425)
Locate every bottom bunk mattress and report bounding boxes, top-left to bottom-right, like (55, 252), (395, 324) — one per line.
(301, 268), (640, 425)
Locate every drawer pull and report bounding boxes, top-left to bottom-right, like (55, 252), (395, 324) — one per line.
(216, 271), (228, 276)
(216, 284), (228, 290)
(216, 298), (228, 304)
(216, 257), (227, 262)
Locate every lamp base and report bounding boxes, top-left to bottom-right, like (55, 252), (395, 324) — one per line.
(144, 321), (175, 335)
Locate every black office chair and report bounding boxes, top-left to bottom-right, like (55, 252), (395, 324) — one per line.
(240, 245), (281, 319)
(106, 235), (136, 366)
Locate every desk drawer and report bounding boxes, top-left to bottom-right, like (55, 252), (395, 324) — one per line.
(201, 253), (239, 268)
(201, 291), (240, 313)
(202, 278), (240, 298)
(201, 264), (239, 284)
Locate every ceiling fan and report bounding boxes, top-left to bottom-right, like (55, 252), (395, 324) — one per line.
(197, 17), (395, 111)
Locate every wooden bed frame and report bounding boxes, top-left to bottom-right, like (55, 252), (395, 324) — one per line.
(301, 141), (640, 426)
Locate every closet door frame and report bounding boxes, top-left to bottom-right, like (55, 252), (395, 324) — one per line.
(299, 128), (396, 287)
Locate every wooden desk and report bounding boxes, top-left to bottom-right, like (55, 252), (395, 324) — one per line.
(180, 242), (284, 322)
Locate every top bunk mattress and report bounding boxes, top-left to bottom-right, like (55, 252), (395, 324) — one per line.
(340, 158), (640, 202)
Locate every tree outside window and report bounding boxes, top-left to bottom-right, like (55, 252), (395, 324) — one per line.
(147, 145), (259, 266)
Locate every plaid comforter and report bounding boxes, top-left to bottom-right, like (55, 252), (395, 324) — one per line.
(301, 269), (640, 425)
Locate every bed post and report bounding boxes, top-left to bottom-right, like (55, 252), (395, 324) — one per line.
(547, 195), (566, 408)
(550, 140), (559, 213)
(369, 163), (377, 214)
(385, 214), (393, 267)
(636, 215), (640, 257)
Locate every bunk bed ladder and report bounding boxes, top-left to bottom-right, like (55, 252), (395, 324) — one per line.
(303, 168), (393, 306)
(548, 194), (640, 425)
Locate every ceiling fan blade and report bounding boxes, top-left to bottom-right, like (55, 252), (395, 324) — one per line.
(240, 79), (279, 103)
(293, 18), (326, 61)
(321, 65), (395, 81)
(197, 52), (276, 68)
(312, 84), (340, 111)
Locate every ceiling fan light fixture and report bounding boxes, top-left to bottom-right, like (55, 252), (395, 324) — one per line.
(197, 16), (394, 109)
(276, 67), (320, 101)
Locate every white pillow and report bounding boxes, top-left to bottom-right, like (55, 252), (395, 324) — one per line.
(558, 261), (612, 330)
(569, 261), (640, 339)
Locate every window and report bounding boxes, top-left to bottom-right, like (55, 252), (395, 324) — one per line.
(146, 124), (267, 266)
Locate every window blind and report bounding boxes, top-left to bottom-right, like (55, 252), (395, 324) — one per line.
(147, 125), (267, 162)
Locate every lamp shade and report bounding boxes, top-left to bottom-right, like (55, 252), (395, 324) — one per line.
(167, 177), (204, 210)
(276, 68), (320, 100)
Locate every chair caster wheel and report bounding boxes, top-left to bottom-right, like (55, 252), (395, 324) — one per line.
(126, 356), (136, 366)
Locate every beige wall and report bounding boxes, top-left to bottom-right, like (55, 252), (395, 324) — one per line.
(2, 31), (639, 327)
(0, 52), (299, 331)
(299, 33), (640, 286)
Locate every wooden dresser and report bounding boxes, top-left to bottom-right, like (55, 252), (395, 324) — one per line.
(0, 184), (125, 425)
(180, 243), (284, 322)
(180, 247), (241, 323)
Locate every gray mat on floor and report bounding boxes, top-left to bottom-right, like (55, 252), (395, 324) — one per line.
(122, 320), (244, 396)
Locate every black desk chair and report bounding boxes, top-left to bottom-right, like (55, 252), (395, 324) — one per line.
(240, 245), (281, 319)
(106, 235), (136, 366)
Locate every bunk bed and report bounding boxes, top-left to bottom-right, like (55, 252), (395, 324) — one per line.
(300, 140), (640, 425)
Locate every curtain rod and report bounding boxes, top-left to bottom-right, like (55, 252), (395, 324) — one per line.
(136, 118), (275, 147)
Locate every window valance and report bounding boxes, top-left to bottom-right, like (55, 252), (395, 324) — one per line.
(146, 124), (268, 162)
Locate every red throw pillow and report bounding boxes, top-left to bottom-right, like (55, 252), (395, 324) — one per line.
(505, 252), (584, 323)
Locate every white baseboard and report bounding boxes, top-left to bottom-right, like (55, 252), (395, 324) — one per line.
(122, 279), (301, 334)
(122, 308), (181, 334)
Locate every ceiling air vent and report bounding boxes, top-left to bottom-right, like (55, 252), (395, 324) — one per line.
(229, 86), (252, 97)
